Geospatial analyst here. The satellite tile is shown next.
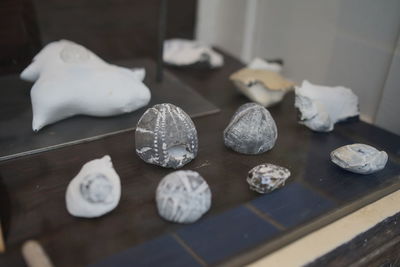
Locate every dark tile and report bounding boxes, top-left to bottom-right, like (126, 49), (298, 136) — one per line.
(303, 132), (400, 203)
(176, 205), (280, 265)
(250, 182), (336, 228)
(89, 235), (200, 267)
(337, 121), (400, 156)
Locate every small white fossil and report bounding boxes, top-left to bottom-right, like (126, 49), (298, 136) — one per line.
(66, 155), (121, 218)
(156, 170), (211, 223)
(21, 40), (151, 131)
(295, 80), (359, 132)
(247, 163), (291, 194)
(163, 39), (223, 68)
(230, 68), (294, 107)
(331, 144), (388, 174)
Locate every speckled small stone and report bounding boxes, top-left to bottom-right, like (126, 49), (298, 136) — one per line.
(135, 103), (198, 169)
(247, 163), (291, 194)
(156, 170), (211, 223)
(224, 103), (278, 154)
(331, 143), (388, 174)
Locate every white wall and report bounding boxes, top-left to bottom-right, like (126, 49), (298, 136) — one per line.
(196, 0), (400, 134)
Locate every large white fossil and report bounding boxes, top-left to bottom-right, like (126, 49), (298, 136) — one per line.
(66, 155), (121, 218)
(295, 80), (359, 132)
(21, 40), (151, 131)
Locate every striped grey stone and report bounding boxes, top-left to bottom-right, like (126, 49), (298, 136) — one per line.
(224, 103), (278, 154)
(247, 163), (291, 194)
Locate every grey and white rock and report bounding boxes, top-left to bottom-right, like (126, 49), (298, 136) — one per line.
(163, 39), (223, 68)
(247, 163), (291, 194)
(66, 155), (121, 218)
(156, 170), (211, 223)
(330, 144), (388, 174)
(224, 103), (278, 154)
(295, 80), (359, 132)
(135, 103), (198, 169)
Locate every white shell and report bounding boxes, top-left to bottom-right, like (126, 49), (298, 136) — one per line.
(295, 80), (359, 132)
(156, 170), (211, 224)
(163, 39), (223, 68)
(331, 144), (388, 174)
(247, 163), (291, 194)
(21, 40), (151, 131)
(66, 155), (121, 218)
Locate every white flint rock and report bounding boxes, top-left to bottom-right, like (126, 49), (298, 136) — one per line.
(331, 144), (388, 174)
(156, 170), (211, 223)
(66, 155), (121, 218)
(295, 80), (359, 132)
(21, 40), (151, 131)
(163, 39), (223, 68)
(247, 163), (291, 193)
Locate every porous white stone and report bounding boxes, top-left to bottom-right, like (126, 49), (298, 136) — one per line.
(135, 103), (198, 169)
(163, 39), (223, 68)
(295, 80), (359, 132)
(224, 103), (278, 154)
(21, 40), (151, 131)
(156, 170), (211, 223)
(247, 163), (291, 193)
(66, 155), (121, 218)
(247, 57), (282, 73)
(331, 144), (388, 174)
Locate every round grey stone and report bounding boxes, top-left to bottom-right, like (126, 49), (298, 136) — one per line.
(330, 143), (388, 174)
(135, 103), (198, 169)
(156, 170), (211, 223)
(224, 103), (278, 154)
(247, 163), (291, 194)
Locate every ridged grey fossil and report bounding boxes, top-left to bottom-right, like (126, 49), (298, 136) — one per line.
(135, 103), (198, 169)
(224, 103), (278, 154)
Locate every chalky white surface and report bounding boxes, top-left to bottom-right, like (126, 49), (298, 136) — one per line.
(66, 155), (121, 218)
(156, 170), (211, 223)
(21, 40), (151, 131)
(331, 144), (388, 174)
(247, 57), (282, 72)
(163, 39), (223, 68)
(295, 80), (359, 132)
(247, 163), (291, 194)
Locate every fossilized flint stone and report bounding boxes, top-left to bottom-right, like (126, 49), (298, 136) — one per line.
(224, 103), (278, 154)
(330, 143), (388, 174)
(135, 103), (198, 169)
(247, 163), (291, 194)
(156, 170), (211, 223)
(295, 80), (359, 132)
